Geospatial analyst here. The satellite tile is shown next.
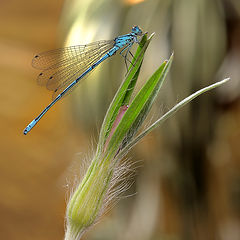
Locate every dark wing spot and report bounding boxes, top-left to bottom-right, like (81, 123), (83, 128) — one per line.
(49, 76), (53, 79)
(39, 72), (43, 76)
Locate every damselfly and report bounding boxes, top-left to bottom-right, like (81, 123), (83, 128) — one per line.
(23, 26), (144, 135)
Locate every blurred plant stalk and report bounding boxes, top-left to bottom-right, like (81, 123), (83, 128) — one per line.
(64, 32), (229, 240)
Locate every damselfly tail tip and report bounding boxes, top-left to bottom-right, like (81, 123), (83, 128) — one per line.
(23, 119), (36, 135)
(23, 129), (28, 135)
(23, 125), (31, 135)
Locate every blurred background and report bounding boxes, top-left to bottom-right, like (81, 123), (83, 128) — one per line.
(0, 0), (240, 239)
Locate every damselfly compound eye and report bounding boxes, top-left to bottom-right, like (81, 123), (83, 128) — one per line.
(131, 26), (143, 35)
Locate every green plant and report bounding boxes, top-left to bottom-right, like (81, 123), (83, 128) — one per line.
(64, 33), (229, 240)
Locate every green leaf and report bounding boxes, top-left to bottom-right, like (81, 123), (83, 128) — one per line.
(97, 33), (154, 154)
(122, 34), (148, 105)
(105, 53), (174, 159)
(122, 54), (174, 147)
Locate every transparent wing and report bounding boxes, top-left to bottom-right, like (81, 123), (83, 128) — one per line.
(32, 40), (114, 70)
(51, 63), (97, 100)
(50, 50), (109, 100)
(32, 40), (115, 98)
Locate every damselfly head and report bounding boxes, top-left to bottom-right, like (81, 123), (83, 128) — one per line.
(131, 26), (143, 36)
